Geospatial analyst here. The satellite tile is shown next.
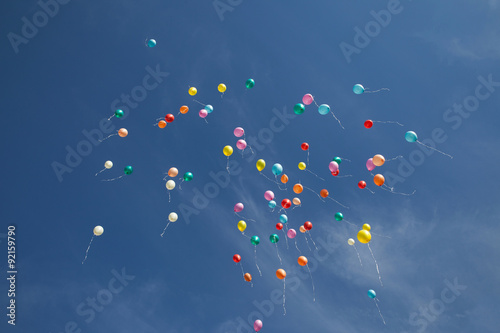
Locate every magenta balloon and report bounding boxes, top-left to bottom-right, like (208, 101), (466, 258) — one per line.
(329, 161), (339, 173)
(366, 158), (375, 171)
(287, 229), (297, 239)
(302, 93), (314, 105)
(234, 203), (244, 213)
(236, 139), (247, 150)
(264, 190), (275, 201)
(254, 320), (263, 332)
(234, 127), (244, 137)
(199, 109), (208, 118)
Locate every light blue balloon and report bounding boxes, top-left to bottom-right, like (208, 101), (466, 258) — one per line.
(353, 84), (365, 94)
(368, 289), (376, 299)
(205, 105), (213, 113)
(318, 104), (330, 115)
(280, 214), (288, 223)
(405, 131), (418, 143)
(272, 163), (283, 176)
(268, 200), (277, 209)
(146, 39), (156, 48)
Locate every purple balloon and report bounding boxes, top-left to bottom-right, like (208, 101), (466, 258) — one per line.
(254, 320), (263, 332)
(329, 161), (339, 173)
(366, 158), (375, 171)
(264, 190), (274, 201)
(302, 93), (313, 105)
(236, 139), (247, 150)
(234, 127), (244, 137)
(234, 203), (244, 213)
(287, 229), (297, 239)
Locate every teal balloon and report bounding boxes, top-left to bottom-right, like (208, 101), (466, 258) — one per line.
(251, 235), (260, 245)
(294, 103), (305, 115)
(183, 172), (194, 181)
(318, 104), (330, 115)
(268, 200), (276, 209)
(146, 39), (156, 48)
(405, 131), (418, 143)
(204, 105), (213, 113)
(115, 109), (124, 118)
(270, 234), (279, 243)
(353, 84), (365, 94)
(272, 163), (283, 176)
(124, 166), (133, 175)
(333, 157), (342, 164)
(280, 214), (288, 223)
(334, 212), (343, 221)
(246, 79), (255, 89)
(368, 289), (376, 299)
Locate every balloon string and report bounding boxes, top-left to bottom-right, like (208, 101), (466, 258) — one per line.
(368, 244), (383, 287)
(417, 141), (453, 159)
(292, 204), (301, 210)
(364, 88), (390, 93)
(306, 264), (316, 302)
(259, 172), (282, 187)
(294, 239), (301, 253)
(178, 179), (185, 190)
(82, 235), (94, 264)
(204, 118), (209, 124)
(338, 157), (351, 162)
(168, 191), (171, 203)
(305, 169), (325, 181)
(371, 232), (392, 239)
(304, 233), (312, 252)
(365, 187), (375, 194)
(160, 221), (171, 237)
(162, 173), (169, 181)
(193, 99), (206, 106)
(342, 219), (359, 228)
(306, 150), (310, 167)
(282, 229), (289, 249)
(235, 212), (256, 223)
(226, 156), (230, 174)
(308, 232), (319, 251)
(304, 186), (325, 202)
(327, 196), (350, 209)
(107, 114), (115, 121)
(239, 262), (245, 277)
(282, 279), (286, 315)
(380, 185), (416, 196)
(373, 120), (404, 126)
(330, 111), (345, 129)
(386, 155), (403, 162)
(275, 243), (282, 265)
(98, 133), (117, 142)
(374, 299), (386, 325)
(353, 244), (363, 267)
(241, 232), (251, 239)
(95, 168), (106, 176)
(335, 174), (353, 178)
(254, 246), (262, 276)
(101, 175), (125, 182)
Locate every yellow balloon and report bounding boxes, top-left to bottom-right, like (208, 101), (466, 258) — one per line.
(188, 87), (197, 96)
(362, 223), (371, 231)
(256, 159), (266, 172)
(373, 154), (385, 167)
(223, 145), (233, 157)
(218, 83), (226, 93)
(357, 230), (372, 244)
(237, 220), (246, 232)
(298, 162), (306, 170)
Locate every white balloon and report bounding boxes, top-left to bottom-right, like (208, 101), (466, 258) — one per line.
(94, 226), (104, 236)
(347, 238), (355, 246)
(168, 212), (178, 222)
(104, 161), (113, 169)
(166, 180), (176, 190)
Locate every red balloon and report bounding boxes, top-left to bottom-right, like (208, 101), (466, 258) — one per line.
(364, 120), (373, 128)
(233, 254), (241, 263)
(331, 170), (339, 176)
(304, 221), (312, 231)
(301, 142), (309, 151)
(165, 114), (175, 123)
(276, 223), (283, 230)
(281, 199), (291, 209)
(358, 181), (366, 189)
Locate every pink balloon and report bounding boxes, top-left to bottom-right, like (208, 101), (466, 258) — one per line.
(287, 229), (297, 239)
(264, 190), (274, 201)
(199, 109), (208, 118)
(329, 161), (339, 173)
(254, 320), (263, 332)
(234, 127), (244, 137)
(302, 93), (314, 105)
(234, 203), (244, 213)
(236, 139), (247, 150)
(366, 158), (375, 171)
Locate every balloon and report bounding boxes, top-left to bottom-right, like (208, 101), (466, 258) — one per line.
(287, 229), (296, 238)
(118, 128), (128, 137)
(218, 83), (226, 93)
(373, 174), (385, 186)
(304, 221), (312, 231)
(146, 39), (156, 47)
(264, 191), (274, 201)
(335, 212), (343, 221)
(353, 84), (365, 94)
(244, 273), (252, 282)
(320, 189), (329, 198)
(234, 127), (244, 137)
(165, 114), (175, 123)
(254, 320), (263, 332)
(281, 174), (289, 183)
(363, 223), (371, 231)
(272, 163), (283, 176)
(298, 162), (306, 170)
(276, 223), (283, 230)
(331, 170), (339, 176)
(204, 105), (213, 113)
(183, 172), (194, 181)
(233, 254), (241, 263)
(357, 229), (372, 243)
(256, 159), (266, 172)
(168, 168), (178, 177)
(329, 161), (339, 173)
(180, 105), (189, 114)
(188, 87), (197, 96)
(281, 199), (291, 209)
(270, 234), (279, 243)
(237, 220), (247, 232)
(166, 180), (175, 190)
(299, 226), (306, 233)
(358, 181), (366, 189)
(292, 197), (301, 205)
(234, 203), (244, 212)
(93, 226), (104, 236)
(373, 154), (385, 166)
(301, 142), (309, 151)
(368, 289), (376, 299)
(168, 212), (178, 222)
(236, 140), (247, 150)
(294, 103), (305, 115)
(223, 145), (233, 156)
(364, 120), (373, 128)
(333, 156), (342, 164)
(104, 161), (113, 169)
(302, 94), (313, 105)
(366, 158), (375, 171)
(115, 109), (124, 118)
(251, 235), (260, 245)
(199, 109), (208, 118)
(276, 268), (286, 280)
(246, 79), (255, 89)
(293, 183), (303, 194)
(318, 104), (330, 115)
(158, 120), (167, 128)
(347, 238), (355, 246)
(298, 256), (308, 266)
(124, 166), (133, 175)
(268, 200), (277, 209)
(280, 214), (288, 223)
(405, 131), (418, 143)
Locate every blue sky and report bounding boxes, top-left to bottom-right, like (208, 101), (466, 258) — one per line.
(1, 0), (500, 332)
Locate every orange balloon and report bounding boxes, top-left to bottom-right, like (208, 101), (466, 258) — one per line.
(299, 225), (306, 233)
(320, 189), (329, 198)
(298, 256), (308, 266)
(293, 183), (303, 194)
(281, 174), (289, 184)
(292, 197), (301, 205)
(373, 154), (385, 167)
(374, 174), (385, 186)
(118, 128), (128, 137)
(244, 273), (252, 282)
(180, 105), (189, 114)
(158, 120), (167, 128)
(276, 269), (286, 280)
(168, 167), (178, 177)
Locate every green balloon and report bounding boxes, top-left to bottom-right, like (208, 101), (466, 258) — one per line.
(124, 166), (133, 175)
(115, 109), (124, 118)
(333, 157), (342, 164)
(294, 103), (305, 115)
(183, 172), (193, 181)
(270, 234), (279, 243)
(246, 79), (255, 89)
(251, 235), (260, 245)
(334, 212), (343, 221)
